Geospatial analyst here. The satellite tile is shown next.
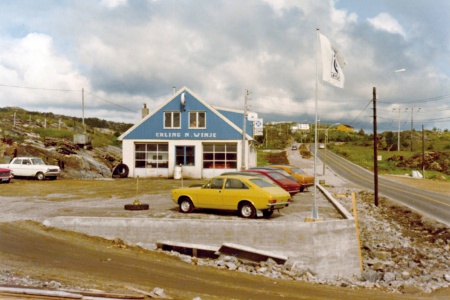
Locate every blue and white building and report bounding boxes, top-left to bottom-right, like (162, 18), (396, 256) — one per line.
(118, 87), (256, 178)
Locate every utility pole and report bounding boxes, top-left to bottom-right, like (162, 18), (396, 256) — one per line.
(373, 87), (379, 207)
(82, 88), (86, 133)
(422, 124), (425, 177)
(393, 107), (403, 151)
(241, 89), (248, 171)
(410, 107), (420, 152)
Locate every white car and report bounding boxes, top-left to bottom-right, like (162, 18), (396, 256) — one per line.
(0, 157), (61, 180)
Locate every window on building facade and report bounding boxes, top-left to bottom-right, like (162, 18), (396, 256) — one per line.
(164, 111), (181, 128)
(189, 111), (206, 128)
(176, 146), (195, 166)
(202, 143), (237, 169)
(135, 143), (169, 168)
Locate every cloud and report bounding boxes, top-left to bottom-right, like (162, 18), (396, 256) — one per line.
(0, 1), (448, 130)
(2, 33), (86, 89)
(367, 13), (406, 38)
(100, 0), (128, 9)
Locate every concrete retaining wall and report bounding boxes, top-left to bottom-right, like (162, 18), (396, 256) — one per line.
(43, 217), (361, 278)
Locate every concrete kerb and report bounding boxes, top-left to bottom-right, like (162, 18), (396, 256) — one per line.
(317, 183), (354, 220)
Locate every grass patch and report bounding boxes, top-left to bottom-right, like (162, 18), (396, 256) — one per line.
(256, 150), (289, 166)
(329, 143), (449, 180)
(34, 128), (74, 140)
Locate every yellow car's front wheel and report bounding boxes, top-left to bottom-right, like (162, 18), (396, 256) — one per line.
(179, 197), (194, 213)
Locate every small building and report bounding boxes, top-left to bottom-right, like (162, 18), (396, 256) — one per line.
(337, 124), (354, 133)
(118, 87), (256, 179)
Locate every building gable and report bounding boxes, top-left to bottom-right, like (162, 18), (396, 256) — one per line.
(120, 87), (253, 140)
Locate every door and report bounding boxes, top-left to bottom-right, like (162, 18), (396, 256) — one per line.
(222, 178), (251, 210)
(196, 178), (224, 209)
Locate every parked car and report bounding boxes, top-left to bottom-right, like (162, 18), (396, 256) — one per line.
(291, 144), (298, 150)
(248, 167), (298, 182)
(171, 175), (291, 218)
(0, 167), (13, 183)
(269, 165), (315, 192)
(243, 169), (300, 195)
(0, 157), (60, 180)
(220, 171), (279, 186)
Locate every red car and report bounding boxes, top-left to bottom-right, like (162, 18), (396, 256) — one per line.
(243, 169), (300, 195)
(0, 167), (13, 183)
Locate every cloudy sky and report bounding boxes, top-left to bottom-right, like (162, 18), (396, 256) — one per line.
(1, 0), (449, 132)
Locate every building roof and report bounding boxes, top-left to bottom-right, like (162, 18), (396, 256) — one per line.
(119, 87), (253, 141)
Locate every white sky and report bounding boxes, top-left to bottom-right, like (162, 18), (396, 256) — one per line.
(0, 0), (449, 132)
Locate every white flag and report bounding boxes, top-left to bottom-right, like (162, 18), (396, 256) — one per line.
(319, 33), (345, 88)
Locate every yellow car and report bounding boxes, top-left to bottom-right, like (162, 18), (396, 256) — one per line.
(171, 175), (291, 218)
(269, 165), (315, 192)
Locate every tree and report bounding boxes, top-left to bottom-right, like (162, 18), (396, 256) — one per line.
(385, 131), (395, 151)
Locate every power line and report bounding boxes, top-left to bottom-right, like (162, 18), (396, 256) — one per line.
(0, 83), (79, 92)
(378, 93), (450, 104)
(347, 99), (372, 125)
(0, 83), (138, 113)
(85, 91), (138, 113)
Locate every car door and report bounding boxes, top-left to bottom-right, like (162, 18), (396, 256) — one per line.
(222, 178), (251, 210)
(196, 178), (224, 209)
(11, 158), (26, 176)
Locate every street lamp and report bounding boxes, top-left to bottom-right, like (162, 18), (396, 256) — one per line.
(393, 69), (406, 151)
(323, 123), (340, 175)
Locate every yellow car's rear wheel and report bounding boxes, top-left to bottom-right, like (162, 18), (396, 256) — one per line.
(239, 202), (256, 218)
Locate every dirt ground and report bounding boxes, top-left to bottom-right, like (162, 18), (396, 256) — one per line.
(1, 157), (449, 299)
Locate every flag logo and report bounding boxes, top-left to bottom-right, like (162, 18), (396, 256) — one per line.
(319, 33), (345, 88)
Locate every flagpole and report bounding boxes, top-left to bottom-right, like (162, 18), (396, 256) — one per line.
(312, 28), (320, 219)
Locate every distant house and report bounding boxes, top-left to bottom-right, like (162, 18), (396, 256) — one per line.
(337, 124), (354, 133)
(118, 87), (256, 179)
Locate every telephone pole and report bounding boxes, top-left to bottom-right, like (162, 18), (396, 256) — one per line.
(241, 89), (248, 170)
(410, 107), (421, 152)
(373, 87), (379, 207)
(393, 106), (406, 151)
(82, 88), (86, 133)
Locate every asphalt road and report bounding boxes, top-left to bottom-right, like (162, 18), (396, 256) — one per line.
(316, 148), (450, 226)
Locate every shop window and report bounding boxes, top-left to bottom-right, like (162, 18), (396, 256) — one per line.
(189, 111), (206, 128)
(176, 146), (195, 166)
(203, 143), (237, 169)
(135, 143), (168, 168)
(164, 111), (181, 128)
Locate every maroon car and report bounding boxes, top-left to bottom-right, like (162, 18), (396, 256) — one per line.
(243, 169), (300, 195)
(0, 167), (13, 183)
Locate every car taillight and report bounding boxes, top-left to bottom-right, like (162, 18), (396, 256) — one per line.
(288, 198), (292, 202)
(268, 200), (277, 204)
